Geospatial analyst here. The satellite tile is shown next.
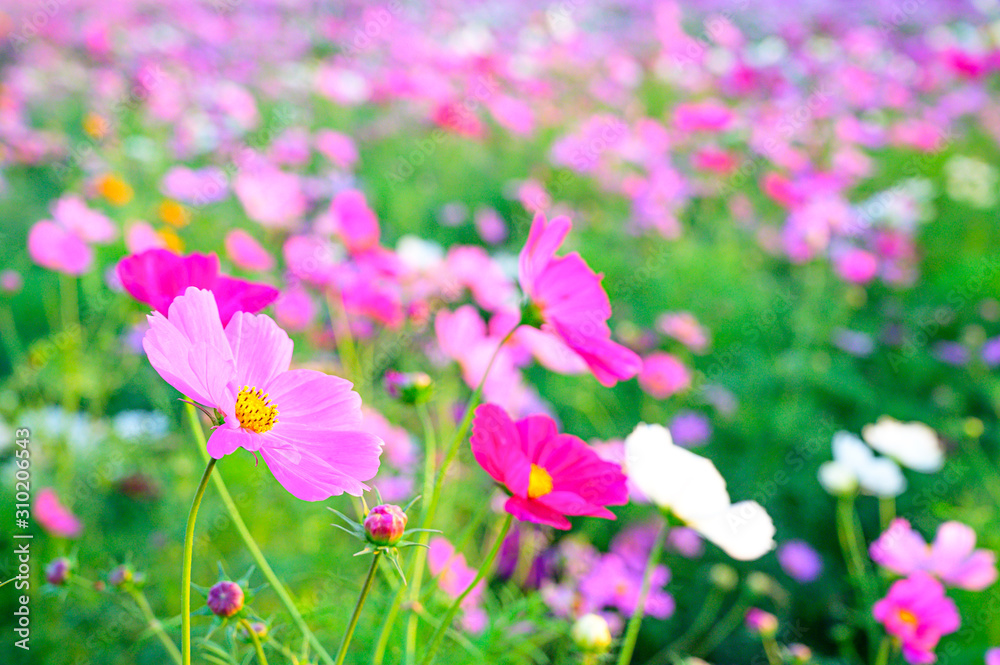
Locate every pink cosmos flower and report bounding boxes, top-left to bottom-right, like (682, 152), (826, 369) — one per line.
(225, 229), (275, 272)
(233, 163), (306, 229)
(656, 312), (710, 353)
(273, 285), (316, 332)
(142, 287), (382, 500)
(518, 214), (642, 387)
(315, 130), (358, 170)
(638, 352), (691, 399)
(35, 488), (83, 538)
(870, 518), (997, 591)
(28, 195), (116, 275)
(470, 403), (628, 530)
(330, 189), (379, 253)
(834, 247), (879, 284)
(117, 249), (279, 326)
(428, 536), (488, 633)
(873, 572), (960, 664)
(125, 223), (168, 253)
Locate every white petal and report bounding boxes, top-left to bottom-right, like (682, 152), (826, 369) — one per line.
(693, 501), (776, 561)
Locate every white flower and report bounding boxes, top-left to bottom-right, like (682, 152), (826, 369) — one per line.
(624, 423), (775, 561)
(819, 431), (906, 497)
(862, 417), (943, 473)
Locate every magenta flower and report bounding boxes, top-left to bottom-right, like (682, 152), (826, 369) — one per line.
(638, 352), (691, 399)
(873, 573), (960, 664)
(35, 488), (83, 538)
(518, 214), (642, 387)
(142, 287), (382, 500)
(470, 403), (628, 530)
(117, 249), (279, 326)
(871, 518), (997, 591)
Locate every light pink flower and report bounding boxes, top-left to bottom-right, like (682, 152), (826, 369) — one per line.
(834, 248), (879, 284)
(330, 189), (379, 253)
(273, 285), (316, 332)
(225, 229), (275, 272)
(873, 572), (960, 664)
(234, 164), (306, 229)
(28, 221), (93, 275)
(428, 536), (487, 633)
(871, 518), (997, 591)
(638, 352), (690, 399)
(656, 312), (709, 353)
(315, 130), (358, 170)
(142, 287), (382, 500)
(35, 488), (82, 538)
(125, 223), (168, 253)
(518, 214), (641, 387)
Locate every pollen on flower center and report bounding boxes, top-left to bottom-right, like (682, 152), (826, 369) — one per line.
(897, 609), (918, 626)
(234, 386), (279, 433)
(528, 463), (553, 498)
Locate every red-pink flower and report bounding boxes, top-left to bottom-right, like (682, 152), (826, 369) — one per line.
(873, 572), (960, 664)
(35, 488), (82, 538)
(871, 518), (997, 591)
(470, 403), (628, 530)
(117, 249), (279, 326)
(142, 287), (382, 500)
(518, 214), (641, 387)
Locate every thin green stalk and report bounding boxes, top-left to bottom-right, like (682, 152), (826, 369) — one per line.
(182, 458), (217, 665)
(334, 552), (382, 665)
(373, 329), (515, 664)
(761, 635), (783, 665)
(130, 589), (182, 665)
(694, 586), (751, 655)
(663, 583), (727, 656)
(241, 618), (269, 665)
(836, 494), (879, 660)
(617, 522), (669, 665)
(878, 497), (896, 532)
(184, 402), (335, 665)
(404, 403), (438, 665)
(0, 302), (25, 366)
(326, 290), (360, 382)
(874, 636), (894, 665)
(419, 514), (514, 665)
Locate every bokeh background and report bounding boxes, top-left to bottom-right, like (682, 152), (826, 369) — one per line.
(2, 1), (1000, 664)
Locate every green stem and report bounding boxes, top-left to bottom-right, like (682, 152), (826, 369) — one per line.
(663, 583), (727, 656)
(836, 494), (879, 660)
(128, 589), (182, 665)
(419, 513), (514, 665)
(373, 329), (515, 664)
(695, 586), (750, 655)
(184, 402), (335, 665)
(182, 457), (217, 665)
(241, 618), (269, 665)
(333, 552), (382, 665)
(0, 302), (25, 367)
(405, 403), (438, 665)
(617, 522), (669, 665)
(761, 635), (783, 665)
(878, 497), (896, 532)
(874, 636), (894, 665)
(326, 290), (360, 382)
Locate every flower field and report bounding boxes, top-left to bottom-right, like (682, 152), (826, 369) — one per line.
(2, 1), (1000, 664)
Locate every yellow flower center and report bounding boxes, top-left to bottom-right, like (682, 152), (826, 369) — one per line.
(527, 463), (553, 499)
(234, 386), (279, 433)
(897, 609), (918, 626)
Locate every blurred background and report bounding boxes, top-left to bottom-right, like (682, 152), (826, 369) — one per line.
(1, 1), (1000, 663)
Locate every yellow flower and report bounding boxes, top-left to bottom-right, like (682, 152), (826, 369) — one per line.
(158, 228), (184, 253)
(98, 174), (133, 205)
(83, 113), (108, 139)
(159, 200), (190, 227)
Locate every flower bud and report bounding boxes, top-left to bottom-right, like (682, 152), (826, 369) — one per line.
(745, 608), (779, 638)
(571, 613), (612, 654)
(364, 504), (408, 546)
(384, 371), (433, 405)
(45, 558), (72, 586)
(108, 564), (134, 588)
(207, 580), (245, 617)
(746, 571), (774, 597)
(239, 621), (268, 642)
(709, 563), (738, 591)
(787, 643), (812, 663)
(818, 461), (858, 496)
(1, 269), (22, 295)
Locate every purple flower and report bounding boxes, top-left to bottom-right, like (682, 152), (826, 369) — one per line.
(933, 341), (969, 366)
(777, 540), (823, 583)
(669, 411), (712, 447)
(982, 337), (1000, 367)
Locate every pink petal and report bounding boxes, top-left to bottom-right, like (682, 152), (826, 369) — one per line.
(265, 369), (363, 431)
(225, 311), (293, 391)
(206, 426), (261, 459)
(28, 221), (93, 275)
(518, 213), (571, 292)
(504, 495), (571, 530)
(117, 250), (219, 314)
(212, 276), (280, 326)
(259, 432), (375, 500)
(470, 404), (531, 495)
